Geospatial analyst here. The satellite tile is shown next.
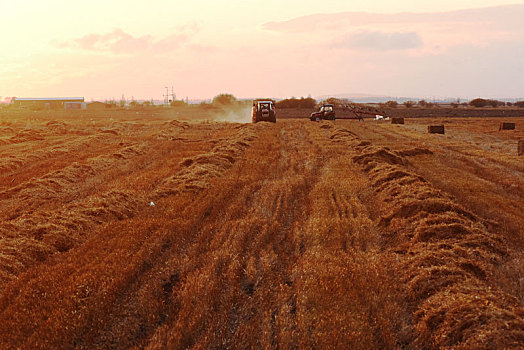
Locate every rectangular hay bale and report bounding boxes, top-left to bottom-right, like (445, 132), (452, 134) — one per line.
(500, 122), (515, 131)
(519, 140), (524, 156)
(391, 118), (405, 125)
(428, 125), (445, 134)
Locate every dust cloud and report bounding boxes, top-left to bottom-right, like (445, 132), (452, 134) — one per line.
(210, 106), (253, 123)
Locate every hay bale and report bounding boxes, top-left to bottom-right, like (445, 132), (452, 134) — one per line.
(391, 118), (405, 125)
(428, 125), (445, 134)
(518, 140), (524, 156)
(499, 122), (515, 131)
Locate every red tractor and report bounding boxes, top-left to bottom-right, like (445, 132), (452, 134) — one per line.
(252, 100), (276, 123)
(310, 104), (335, 121)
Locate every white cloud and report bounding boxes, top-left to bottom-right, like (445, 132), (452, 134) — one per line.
(54, 26), (200, 54)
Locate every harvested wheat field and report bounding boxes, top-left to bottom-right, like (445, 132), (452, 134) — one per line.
(0, 110), (524, 348)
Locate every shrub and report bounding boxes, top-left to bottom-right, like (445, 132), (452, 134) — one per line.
(469, 98), (504, 108)
(170, 100), (187, 107)
(322, 98), (349, 108)
(469, 98), (488, 107)
(212, 94), (237, 106)
(488, 99), (499, 108)
(385, 101), (398, 108)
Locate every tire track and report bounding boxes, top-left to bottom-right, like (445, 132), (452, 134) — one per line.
(289, 122), (404, 348)
(142, 121), (319, 348)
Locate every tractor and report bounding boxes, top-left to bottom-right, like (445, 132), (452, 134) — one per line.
(252, 99), (276, 123)
(310, 104), (335, 121)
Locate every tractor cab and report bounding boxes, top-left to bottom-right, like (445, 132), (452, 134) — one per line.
(320, 105), (333, 113)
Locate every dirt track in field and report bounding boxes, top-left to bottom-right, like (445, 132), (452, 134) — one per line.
(0, 113), (524, 348)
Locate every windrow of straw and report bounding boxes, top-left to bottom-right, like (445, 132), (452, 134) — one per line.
(154, 120), (190, 140)
(0, 135), (149, 289)
(327, 125), (524, 348)
(155, 123), (262, 197)
(3, 120), (94, 145)
(0, 190), (142, 290)
(0, 143), (146, 214)
(0, 135), (99, 172)
(0, 122), (259, 293)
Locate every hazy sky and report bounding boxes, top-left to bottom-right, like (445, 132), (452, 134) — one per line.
(1, 0), (523, 101)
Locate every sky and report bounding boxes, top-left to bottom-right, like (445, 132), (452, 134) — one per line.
(1, 0), (523, 102)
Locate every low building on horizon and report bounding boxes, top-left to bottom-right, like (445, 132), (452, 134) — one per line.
(11, 97), (86, 110)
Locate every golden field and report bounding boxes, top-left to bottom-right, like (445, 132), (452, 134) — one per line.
(0, 108), (523, 348)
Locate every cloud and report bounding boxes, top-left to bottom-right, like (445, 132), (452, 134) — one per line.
(263, 4), (524, 33)
(345, 31), (422, 51)
(54, 26), (199, 54)
(262, 4), (524, 56)
(75, 29), (147, 52)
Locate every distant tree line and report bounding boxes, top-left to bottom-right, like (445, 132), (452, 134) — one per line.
(275, 97), (317, 109)
(466, 98), (524, 108)
(100, 94), (524, 110)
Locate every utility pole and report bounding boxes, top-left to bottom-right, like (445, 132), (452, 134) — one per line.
(163, 87), (169, 107)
